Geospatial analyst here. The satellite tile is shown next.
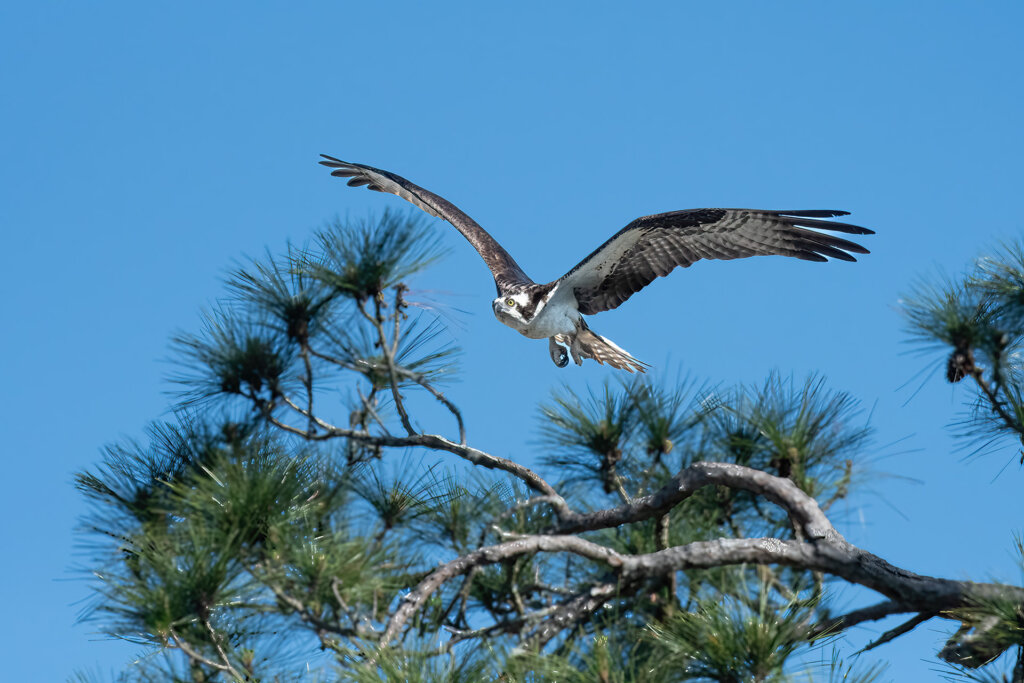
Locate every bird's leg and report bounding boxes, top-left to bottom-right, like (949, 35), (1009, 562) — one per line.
(548, 337), (569, 368)
(568, 335), (586, 366)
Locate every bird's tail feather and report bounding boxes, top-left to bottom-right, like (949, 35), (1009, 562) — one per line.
(557, 328), (648, 373)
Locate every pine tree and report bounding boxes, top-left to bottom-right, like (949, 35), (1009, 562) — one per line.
(75, 213), (1024, 682)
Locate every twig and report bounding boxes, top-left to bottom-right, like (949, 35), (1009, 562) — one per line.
(203, 617), (244, 680)
(655, 513), (670, 550)
(168, 628), (240, 679)
(526, 581), (624, 649)
(307, 346), (361, 372)
(363, 295), (416, 436)
(480, 495), (565, 546)
(654, 512), (678, 616)
(264, 417), (568, 508)
(331, 577), (350, 614)
(356, 386), (392, 435)
(279, 394), (341, 433)
(437, 566), (478, 628)
(808, 600), (912, 639)
(860, 612), (935, 652)
(971, 367), (1024, 436)
(394, 367), (466, 444)
(300, 345), (316, 435)
(439, 618), (534, 651)
(265, 580), (365, 638)
(311, 327), (465, 443)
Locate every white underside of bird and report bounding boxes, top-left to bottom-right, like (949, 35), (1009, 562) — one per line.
(491, 283), (645, 370)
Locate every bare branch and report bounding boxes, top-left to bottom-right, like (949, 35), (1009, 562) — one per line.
(265, 580), (364, 639)
(168, 628), (241, 679)
(395, 367), (467, 444)
(526, 581), (623, 649)
(300, 345), (316, 435)
(377, 529), (1024, 651)
(809, 600), (914, 639)
(379, 535), (626, 647)
(552, 461), (838, 542)
(358, 296), (416, 436)
(623, 537), (1024, 608)
(437, 566), (479, 629)
(203, 617), (244, 681)
(312, 339), (465, 442)
(860, 612), (935, 652)
(264, 412), (568, 508)
(279, 393), (342, 433)
(356, 386), (392, 435)
(971, 365), (1024, 437)
(481, 495), (566, 545)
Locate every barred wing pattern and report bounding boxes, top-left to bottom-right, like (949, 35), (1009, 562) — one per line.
(558, 209), (874, 316)
(319, 155), (532, 290)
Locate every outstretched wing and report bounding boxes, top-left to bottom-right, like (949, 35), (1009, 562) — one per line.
(319, 155), (532, 289)
(558, 209), (874, 315)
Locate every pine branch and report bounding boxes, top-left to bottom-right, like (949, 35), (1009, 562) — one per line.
(970, 364), (1024, 439)
(379, 535), (626, 648)
(551, 461), (837, 542)
(168, 628), (243, 681)
(263, 414), (568, 508)
(372, 462), (1024, 655)
(360, 295), (416, 436)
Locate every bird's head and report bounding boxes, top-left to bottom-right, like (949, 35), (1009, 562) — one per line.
(492, 284), (559, 335)
(492, 291), (531, 331)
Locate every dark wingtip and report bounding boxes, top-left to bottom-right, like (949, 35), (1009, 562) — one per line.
(835, 248), (870, 261)
(835, 225), (876, 236)
(783, 211), (875, 236)
(319, 153), (346, 167)
(778, 209), (851, 218)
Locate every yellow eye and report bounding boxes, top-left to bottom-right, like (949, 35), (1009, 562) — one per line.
(506, 298), (515, 307)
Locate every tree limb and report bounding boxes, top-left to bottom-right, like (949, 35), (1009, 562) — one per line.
(526, 580), (626, 649)
(552, 461), (837, 542)
(378, 530), (1024, 652)
(379, 535), (626, 647)
(809, 600), (914, 639)
(265, 415), (568, 510)
(860, 612), (935, 653)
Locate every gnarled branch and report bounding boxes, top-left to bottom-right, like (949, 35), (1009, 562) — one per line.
(374, 463), (1024, 656)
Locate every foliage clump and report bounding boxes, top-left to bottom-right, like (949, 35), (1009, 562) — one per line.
(903, 242), (1024, 458)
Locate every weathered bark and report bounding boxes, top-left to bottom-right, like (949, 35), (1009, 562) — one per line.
(366, 457), (1024, 663)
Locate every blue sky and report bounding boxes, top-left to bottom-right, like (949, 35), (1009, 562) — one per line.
(3, 2), (1023, 680)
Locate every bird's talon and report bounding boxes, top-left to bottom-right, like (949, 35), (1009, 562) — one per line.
(548, 338), (569, 367)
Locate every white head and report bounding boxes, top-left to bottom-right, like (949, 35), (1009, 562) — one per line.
(492, 291), (532, 332)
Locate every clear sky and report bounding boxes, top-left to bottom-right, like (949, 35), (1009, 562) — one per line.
(3, 2), (1023, 680)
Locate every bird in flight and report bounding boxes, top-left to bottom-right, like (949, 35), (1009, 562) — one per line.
(320, 155), (873, 372)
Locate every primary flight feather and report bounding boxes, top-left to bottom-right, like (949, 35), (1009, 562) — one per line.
(320, 155), (873, 372)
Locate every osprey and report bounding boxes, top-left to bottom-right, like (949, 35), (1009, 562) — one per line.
(320, 155), (873, 372)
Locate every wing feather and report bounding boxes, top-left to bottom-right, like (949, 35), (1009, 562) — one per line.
(558, 209), (873, 315)
(319, 155), (532, 289)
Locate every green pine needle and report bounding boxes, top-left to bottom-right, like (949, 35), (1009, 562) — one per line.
(300, 209), (448, 302)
